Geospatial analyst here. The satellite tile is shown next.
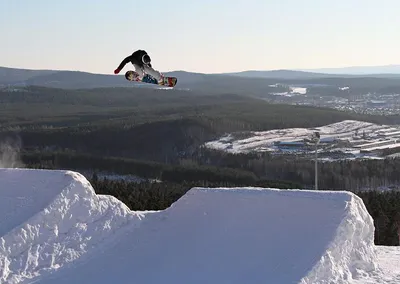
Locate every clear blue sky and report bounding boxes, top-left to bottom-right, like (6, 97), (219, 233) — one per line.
(1, 0), (399, 74)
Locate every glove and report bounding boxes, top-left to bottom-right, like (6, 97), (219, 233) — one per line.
(114, 68), (120, 74)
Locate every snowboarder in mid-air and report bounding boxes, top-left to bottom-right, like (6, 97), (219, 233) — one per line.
(114, 50), (164, 84)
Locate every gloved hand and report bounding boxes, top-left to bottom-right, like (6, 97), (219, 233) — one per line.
(114, 68), (120, 74)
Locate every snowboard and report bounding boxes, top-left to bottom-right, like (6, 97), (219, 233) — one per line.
(125, 70), (178, 87)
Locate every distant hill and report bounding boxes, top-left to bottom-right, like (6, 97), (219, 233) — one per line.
(0, 66), (291, 91)
(222, 68), (400, 79)
(299, 64), (400, 76)
(25, 70), (136, 89)
(0, 66), (225, 89)
(221, 69), (346, 79)
(1, 65), (400, 91)
(0, 66), (140, 89)
(0, 66), (56, 84)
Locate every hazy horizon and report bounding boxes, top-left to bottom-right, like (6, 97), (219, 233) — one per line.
(2, 0), (400, 74)
(3, 63), (400, 76)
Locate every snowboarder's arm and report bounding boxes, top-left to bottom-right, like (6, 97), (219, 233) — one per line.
(114, 56), (132, 74)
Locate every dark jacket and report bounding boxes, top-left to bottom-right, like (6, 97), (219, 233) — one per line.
(116, 50), (151, 70)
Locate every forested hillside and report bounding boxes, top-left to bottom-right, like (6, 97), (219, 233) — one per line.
(2, 85), (399, 162)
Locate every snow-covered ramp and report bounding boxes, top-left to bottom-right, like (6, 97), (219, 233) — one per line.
(38, 186), (378, 284)
(0, 168), (144, 283)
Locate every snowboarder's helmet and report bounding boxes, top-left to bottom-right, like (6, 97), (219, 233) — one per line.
(125, 70), (135, 81)
(142, 54), (151, 64)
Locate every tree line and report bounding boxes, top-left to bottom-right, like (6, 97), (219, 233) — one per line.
(192, 148), (400, 191)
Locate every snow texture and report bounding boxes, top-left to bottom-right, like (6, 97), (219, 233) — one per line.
(0, 168), (399, 283)
(0, 168), (145, 283)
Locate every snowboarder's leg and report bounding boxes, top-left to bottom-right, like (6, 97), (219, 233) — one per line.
(143, 64), (163, 83)
(133, 64), (145, 80)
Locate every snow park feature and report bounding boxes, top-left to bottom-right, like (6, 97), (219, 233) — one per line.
(204, 119), (400, 160)
(0, 168), (399, 283)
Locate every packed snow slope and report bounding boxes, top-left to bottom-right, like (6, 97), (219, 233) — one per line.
(0, 168), (144, 283)
(0, 168), (395, 283)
